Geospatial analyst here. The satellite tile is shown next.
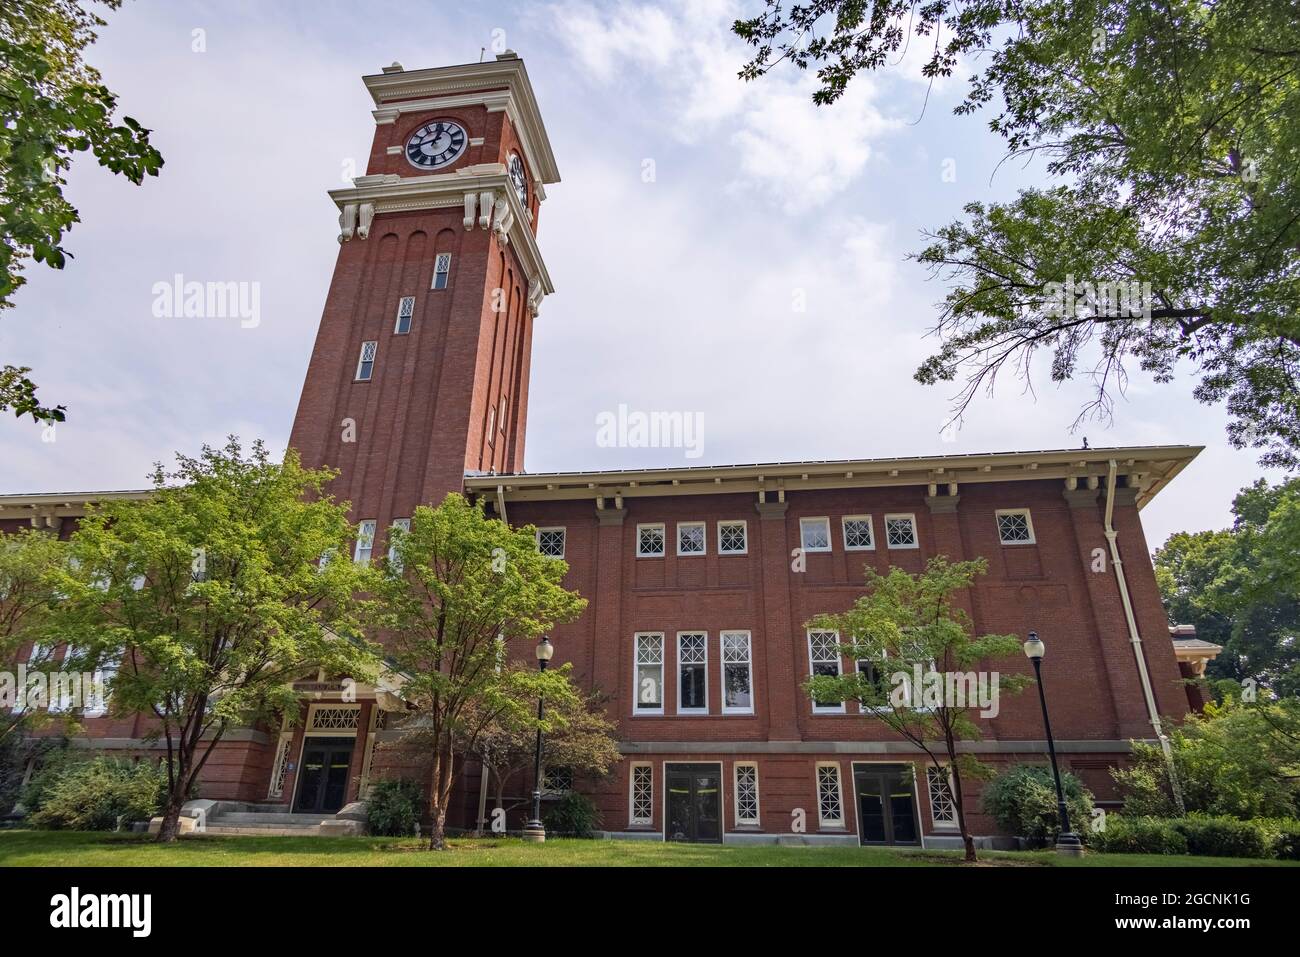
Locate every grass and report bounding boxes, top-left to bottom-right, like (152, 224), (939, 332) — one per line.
(1, 830), (1297, 867)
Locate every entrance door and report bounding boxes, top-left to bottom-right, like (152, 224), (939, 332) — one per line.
(853, 764), (920, 846)
(664, 763), (722, 843)
(294, 736), (355, 813)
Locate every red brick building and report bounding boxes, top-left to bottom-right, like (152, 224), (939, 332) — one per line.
(0, 55), (1214, 846)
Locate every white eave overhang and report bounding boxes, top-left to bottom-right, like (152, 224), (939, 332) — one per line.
(363, 57), (560, 185)
(0, 488), (151, 518)
(464, 445), (1202, 509)
(328, 168), (555, 296)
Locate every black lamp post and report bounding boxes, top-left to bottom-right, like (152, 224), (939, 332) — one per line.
(523, 636), (554, 843)
(1023, 632), (1083, 856)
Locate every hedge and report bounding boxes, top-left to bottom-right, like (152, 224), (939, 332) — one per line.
(1093, 814), (1300, 859)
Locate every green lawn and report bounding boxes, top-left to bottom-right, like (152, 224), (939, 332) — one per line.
(1, 830), (1296, 867)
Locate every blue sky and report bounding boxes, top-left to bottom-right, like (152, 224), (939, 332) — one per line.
(0, 0), (1283, 548)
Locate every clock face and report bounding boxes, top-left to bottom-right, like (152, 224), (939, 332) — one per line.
(405, 120), (467, 170)
(508, 153), (528, 206)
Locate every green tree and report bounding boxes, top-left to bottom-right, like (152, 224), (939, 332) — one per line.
(1154, 477), (1300, 695)
(735, 1), (1300, 466)
(371, 494), (587, 849)
(53, 439), (378, 841)
(806, 557), (1027, 861)
(1, 0), (163, 422)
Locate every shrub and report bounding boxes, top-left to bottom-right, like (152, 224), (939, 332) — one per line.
(366, 779), (422, 836)
(981, 764), (1094, 847)
(27, 758), (164, 831)
(1270, 820), (1300, 860)
(1171, 815), (1275, 859)
(1091, 816), (1188, 855)
(542, 791), (600, 838)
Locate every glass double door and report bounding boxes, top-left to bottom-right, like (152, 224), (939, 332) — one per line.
(853, 764), (920, 846)
(665, 763), (722, 843)
(294, 736), (355, 813)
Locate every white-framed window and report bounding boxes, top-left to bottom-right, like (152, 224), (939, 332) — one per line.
(629, 763), (654, 825)
(884, 513), (918, 549)
(536, 527), (566, 558)
(636, 523), (665, 558)
(485, 406), (495, 446)
(498, 396), (508, 434)
(721, 631), (754, 714)
(842, 515), (875, 550)
(676, 632), (708, 714)
(394, 296), (415, 334)
(816, 762), (844, 827)
(432, 253), (452, 290)
(677, 521), (706, 556)
(353, 520), (377, 563)
(800, 516), (832, 552)
(927, 766), (958, 828)
(808, 629), (845, 713)
(542, 766), (573, 796)
(387, 518), (410, 567)
(855, 654), (890, 708)
(718, 520), (747, 555)
(355, 340), (377, 381)
(996, 508), (1036, 545)
(83, 652), (120, 717)
(734, 762), (760, 826)
(634, 633), (664, 714)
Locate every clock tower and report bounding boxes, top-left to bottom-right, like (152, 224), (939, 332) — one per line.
(288, 53), (559, 541)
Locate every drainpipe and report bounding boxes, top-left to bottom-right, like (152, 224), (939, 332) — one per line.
(1104, 460), (1185, 812)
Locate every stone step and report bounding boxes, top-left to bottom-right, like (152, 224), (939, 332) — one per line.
(202, 825), (323, 837)
(210, 812), (333, 825)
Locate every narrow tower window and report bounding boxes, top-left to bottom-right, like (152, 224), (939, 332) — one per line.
(432, 253), (452, 290)
(394, 296), (415, 334)
(355, 341), (377, 381)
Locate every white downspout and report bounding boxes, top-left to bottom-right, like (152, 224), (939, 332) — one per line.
(1104, 460), (1185, 811)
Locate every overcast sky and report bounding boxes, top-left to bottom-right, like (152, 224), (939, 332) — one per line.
(0, 0), (1284, 549)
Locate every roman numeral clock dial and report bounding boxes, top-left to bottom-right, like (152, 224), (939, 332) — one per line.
(404, 120), (468, 170)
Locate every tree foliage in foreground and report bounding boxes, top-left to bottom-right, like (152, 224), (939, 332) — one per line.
(735, 1), (1300, 466)
(806, 557), (1027, 861)
(1, 0), (163, 422)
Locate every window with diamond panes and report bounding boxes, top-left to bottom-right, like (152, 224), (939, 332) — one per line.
(630, 765), (654, 824)
(353, 520), (376, 563)
(677, 632), (707, 713)
(996, 510), (1035, 545)
(817, 764), (844, 826)
(808, 630), (844, 712)
(635, 633), (664, 712)
(722, 631), (753, 713)
(637, 523), (665, 557)
(842, 515), (875, 550)
(677, 522), (706, 555)
(536, 527), (566, 558)
(432, 253), (452, 290)
(800, 517), (832, 552)
(355, 340), (377, 381)
(394, 296), (415, 334)
(542, 766), (573, 795)
(885, 514), (918, 548)
(388, 518), (410, 568)
(927, 767), (958, 826)
(734, 763), (759, 825)
(309, 706), (361, 730)
(718, 520), (747, 554)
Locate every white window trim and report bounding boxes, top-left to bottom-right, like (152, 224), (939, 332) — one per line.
(353, 519), (376, 563)
(629, 762), (654, 825)
(927, 766), (960, 830)
(676, 521), (707, 557)
(720, 630), (754, 715)
(799, 516), (833, 553)
(633, 631), (665, 715)
(995, 508), (1036, 545)
(816, 761), (845, 828)
(808, 629), (845, 714)
(883, 512), (920, 550)
(733, 761), (760, 827)
(636, 522), (666, 558)
(432, 253), (452, 289)
(675, 631), (709, 715)
(388, 517), (410, 566)
(394, 296), (415, 334)
(535, 526), (566, 559)
(841, 514), (876, 551)
(717, 519), (748, 555)
(354, 341), (377, 381)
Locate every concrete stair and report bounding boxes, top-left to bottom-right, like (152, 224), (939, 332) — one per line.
(201, 803), (335, 836)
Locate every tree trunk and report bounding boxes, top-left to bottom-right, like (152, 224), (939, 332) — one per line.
(947, 761), (977, 863)
(155, 790), (186, 844)
(428, 803), (448, 850)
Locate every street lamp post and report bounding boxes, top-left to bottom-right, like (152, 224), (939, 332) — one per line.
(523, 636), (554, 843)
(1023, 632), (1084, 857)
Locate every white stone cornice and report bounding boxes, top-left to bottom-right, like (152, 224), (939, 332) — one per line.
(328, 172), (554, 301)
